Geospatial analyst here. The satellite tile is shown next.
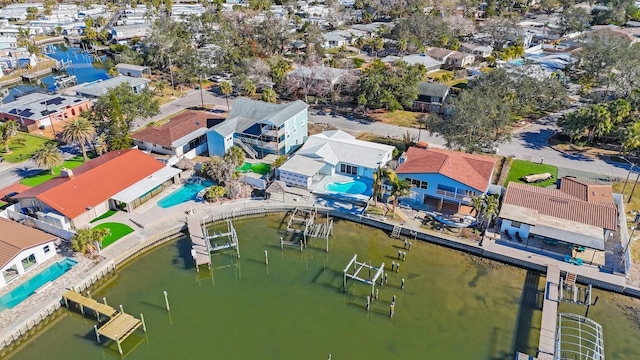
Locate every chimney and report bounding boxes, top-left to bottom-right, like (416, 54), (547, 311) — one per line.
(60, 168), (74, 177)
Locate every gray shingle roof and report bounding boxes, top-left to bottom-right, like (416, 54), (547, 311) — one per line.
(417, 82), (450, 98)
(211, 98), (308, 137)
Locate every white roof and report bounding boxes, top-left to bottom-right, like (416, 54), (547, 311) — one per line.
(111, 166), (181, 204)
(279, 154), (325, 177)
(297, 130), (394, 169)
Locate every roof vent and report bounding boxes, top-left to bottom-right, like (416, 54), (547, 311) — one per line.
(60, 168), (73, 177)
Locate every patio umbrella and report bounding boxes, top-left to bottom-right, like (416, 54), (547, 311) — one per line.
(175, 157), (195, 170)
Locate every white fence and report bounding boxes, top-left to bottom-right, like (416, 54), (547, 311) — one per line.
(5, 209), (75, 240)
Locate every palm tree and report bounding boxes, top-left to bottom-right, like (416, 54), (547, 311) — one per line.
(0, 120), (20, 154)
(262, 88), (277, 103)
(469, 194), (484, 217)
(220, 81), (233, 110)
(401, 130), (417, 151)
(372, 166), (391, 205)
(62, 118), (95, 161)
(224, 146), (245, 168)
(242, 80), (257, 97)
(32, 143), (63, 174)
(481, 195), (500, 230)
(71, 227), (111, 255)
(354, 36), (365, 54)
(397, 38), (407, 56)
(155, 79), (167, 96)
(388, 174), (412, 218)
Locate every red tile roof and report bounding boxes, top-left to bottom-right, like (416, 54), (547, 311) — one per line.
(132, 110), (223, 147)
(502, 182), (618, 230)
(395, 147), (497, 191)
(0, 218), (57, 268)
(14, 149), (165, 219)
(559, 177), (613, 203)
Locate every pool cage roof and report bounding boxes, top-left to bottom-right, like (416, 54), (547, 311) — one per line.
(555, 313), (604, 360)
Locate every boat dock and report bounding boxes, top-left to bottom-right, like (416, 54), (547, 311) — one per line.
(21, 68), (53, 82)
(61, 290), (145, 356)
(537, 265), (560, 360)
(188, 218), (212, 269)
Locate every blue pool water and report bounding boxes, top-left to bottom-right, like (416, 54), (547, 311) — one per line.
(158, 180), (214, 208)
(0, 258), (78, 310)
(325, 180), (368, 194)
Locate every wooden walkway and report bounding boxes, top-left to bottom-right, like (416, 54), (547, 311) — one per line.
(62, 290), (117, 317)
(537, 265), (560, 360)
(188, 218), (211, 267)
(62, 290), (144, 355)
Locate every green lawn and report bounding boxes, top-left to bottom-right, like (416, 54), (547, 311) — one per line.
(0, 134), (52, 163)
(504, 159), (558, 187)
(93, 222), (134, 248)
(20, 157), (86, 187)
(90, 209), (117, 223)
(238, 162), (272, 175)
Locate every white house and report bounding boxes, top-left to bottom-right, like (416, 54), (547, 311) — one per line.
(69, 75), (150, 99)
(278, 130), (395, 190)
(0, 218), (58, 289)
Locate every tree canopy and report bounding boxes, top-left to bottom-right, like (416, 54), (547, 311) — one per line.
(357, 59), (426, 111)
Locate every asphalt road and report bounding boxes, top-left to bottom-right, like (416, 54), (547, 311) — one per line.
(0, 90), (631, 190)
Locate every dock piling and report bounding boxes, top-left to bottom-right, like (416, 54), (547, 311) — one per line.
(264, 250), (269, 265)
(94, 325), (100, 343)
(87, 290), (91, 299)
(119, 305), (124, 313)
(103, 297), (108, 306)
(140, 314), (147, 332)
(116, 334), (123, 355)
(401, 279), (405, 290)
(389, 304), (395, 318)
(163, 291), (170, 312)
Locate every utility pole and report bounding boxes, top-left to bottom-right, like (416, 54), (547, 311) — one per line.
(199, 74), (204, 108)
(628, 170), (640, 203)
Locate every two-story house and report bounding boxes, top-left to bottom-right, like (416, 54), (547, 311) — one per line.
(206, 98), (309, 159)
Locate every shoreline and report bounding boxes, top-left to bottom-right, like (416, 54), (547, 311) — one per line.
(1, 197), (639, 355)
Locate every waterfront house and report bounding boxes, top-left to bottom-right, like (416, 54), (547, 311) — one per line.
(108, 23), (150, 43)
(68, 75), (150, 99)
(12, 149), (180, 229)
(133, 110), (224, 158)
(412, 82), (450, 113)
(206, 98), (308, 159)
(459, 43), (494, 59)
(0, 92), (92, 133)
(395, 147), (497, 213)
(0, 218), (58, 289)
(278, 130), (394, 189)
(498, 177), (618, 252)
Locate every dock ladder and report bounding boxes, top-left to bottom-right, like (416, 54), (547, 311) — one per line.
(391, 225), (402, 239)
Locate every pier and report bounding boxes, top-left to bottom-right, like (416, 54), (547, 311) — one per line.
(204, 219), (240, 257)
(21, 68), (53, 82)
(537, 265), (560, 360)
(188, 217), (212, 270)
(285, 208), (333, 252)
(343, 254), (384, 297)
(61, 290), (145, 356)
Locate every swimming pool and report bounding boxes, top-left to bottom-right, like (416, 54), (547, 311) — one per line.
(325, 180), (368, 194)
(158, 180), (214, 208)
(0, 258), (77, 310)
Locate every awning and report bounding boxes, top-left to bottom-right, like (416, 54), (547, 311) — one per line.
(111, 166), (181, 204)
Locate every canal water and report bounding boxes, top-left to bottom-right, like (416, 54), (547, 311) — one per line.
(6, 215), (640, 359)
(3, 45), (109, 103)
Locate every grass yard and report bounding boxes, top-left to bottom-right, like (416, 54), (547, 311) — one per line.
(0, 134), (52, 163)
(357, 132), (405, 150)
(90, 209), (117, 223)
(370, 110), (420, 127)
(504, 159), (558, 187)
(20, 157), (86, 187)
(93, 222), (134, 248)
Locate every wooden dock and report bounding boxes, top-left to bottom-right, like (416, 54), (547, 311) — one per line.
(21, 68), (53, 81)
(62, 290), (145, 355)
(188, 218), (211, 268)
(537, 265), (560, 360)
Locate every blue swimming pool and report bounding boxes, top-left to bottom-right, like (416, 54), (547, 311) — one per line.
(325, 180), (368, 194)
(0, 258), (78, 311)
(158, 179), (214, 208)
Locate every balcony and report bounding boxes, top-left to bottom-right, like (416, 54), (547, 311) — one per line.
(261, 127), (284, 138)
(238, 136), (280, 151)
(436, 189), (471, 202)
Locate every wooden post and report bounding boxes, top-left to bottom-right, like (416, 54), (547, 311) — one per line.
(140, 314), (147, 332)
(87, 290), (91, 299)
(119, 305), (124, 313)
(63, 296), (68, 308)
(264, 250), (268, 265)
(94, 325), (100, 343)
(116, 335), (123, 355)
(80, 304), (84, 315)
(164, 291), (170, 312)
(103, 297), (108, 306)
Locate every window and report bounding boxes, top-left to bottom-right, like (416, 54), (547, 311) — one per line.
(21, 254), (37, 270)
(510, 221), (522, 228)
(407, 178), (428, 190)
(340, 164), (357, 175)
(43, 245), (50, 253)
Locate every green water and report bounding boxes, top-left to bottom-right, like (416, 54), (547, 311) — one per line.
(7, 215), (638, 359)
(238, 162), (271, 175)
